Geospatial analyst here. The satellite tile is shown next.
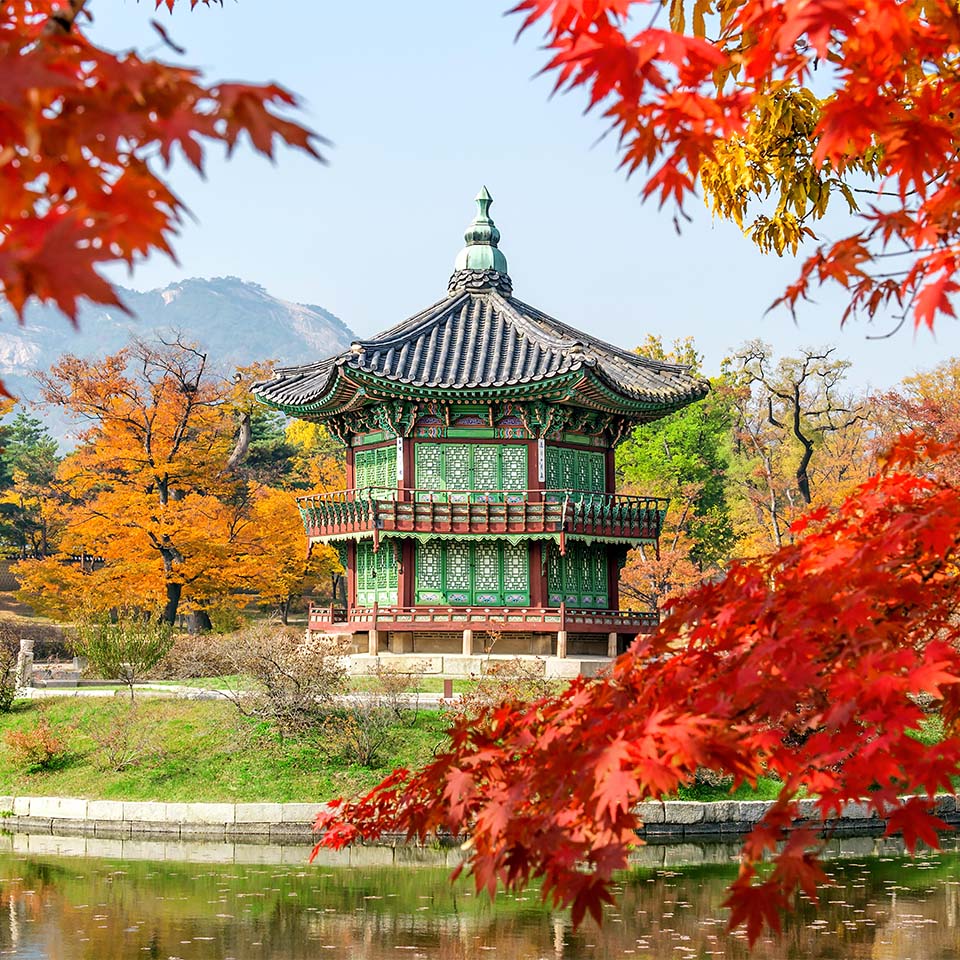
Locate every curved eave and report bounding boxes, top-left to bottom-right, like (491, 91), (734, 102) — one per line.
(254, 364), (706, 422)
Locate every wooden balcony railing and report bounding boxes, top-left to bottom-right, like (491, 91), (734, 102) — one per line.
(308, 602), (660, 636)
(297, 487), (667, 544)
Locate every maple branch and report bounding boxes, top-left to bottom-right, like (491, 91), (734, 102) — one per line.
(45, 0), (90, 35)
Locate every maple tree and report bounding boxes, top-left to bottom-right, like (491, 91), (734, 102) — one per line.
(0, 0), (321, 399)
(514, 0), (960, 335)
(312, 0), (960, 939)
(317, 434), (960, 938)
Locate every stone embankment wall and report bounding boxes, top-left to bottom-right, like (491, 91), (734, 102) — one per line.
(2, 794), (958, 844)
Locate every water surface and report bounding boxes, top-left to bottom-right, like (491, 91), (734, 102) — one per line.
(0, 838), (957, 958)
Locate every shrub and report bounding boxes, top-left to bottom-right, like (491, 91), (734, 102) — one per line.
(90, 703), (169, 772)
(458, 657), (560, 717)
(151, 633), (233, 680)
(75, 610), (175, 700)
(320, 701), (396, 768)
(5, 717), (68, 771)
(368, 660), (425, 722)
(219, 622), (350, 737)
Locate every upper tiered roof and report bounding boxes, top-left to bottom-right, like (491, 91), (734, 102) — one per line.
(253, 190), (708, 422)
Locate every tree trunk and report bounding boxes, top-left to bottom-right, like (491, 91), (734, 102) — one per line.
(186, 608), (213, 634)
(161, 581), (182, 625)
(281, 595), (292, 625)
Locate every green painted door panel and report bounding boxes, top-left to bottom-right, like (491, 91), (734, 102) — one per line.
(355, 540), (398, 605)
(413, 541), (531, 606)
(546, 542), (609, 608)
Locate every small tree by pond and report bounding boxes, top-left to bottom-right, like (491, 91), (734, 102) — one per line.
(75, 611), (174, 701)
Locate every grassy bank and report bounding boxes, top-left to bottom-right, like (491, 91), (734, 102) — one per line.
(0, 698), (448, 803)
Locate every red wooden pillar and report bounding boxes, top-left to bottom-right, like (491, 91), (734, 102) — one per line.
(398, 540), (415, 607)
(346, 541), (357, 609)
(608, 547), (621, 611)
(527, 437), (547, 607)
(604, 445), (616, 495)
(529, 542), (544, 607)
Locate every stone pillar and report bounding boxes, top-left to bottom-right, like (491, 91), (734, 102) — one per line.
(556, 630), (568, 659)
(462, 629), (473, 656)
(367, 629), (380, 656)
(14, 638), (33, 689)
(607, 632), (618, 658)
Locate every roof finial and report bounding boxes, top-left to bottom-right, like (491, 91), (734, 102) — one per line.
(454, 187), (509, 276)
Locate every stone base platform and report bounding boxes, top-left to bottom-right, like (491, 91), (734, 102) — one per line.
(345, 652), (613, 679)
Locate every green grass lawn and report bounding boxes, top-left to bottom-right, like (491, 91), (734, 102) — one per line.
(0, 698), (449, 803)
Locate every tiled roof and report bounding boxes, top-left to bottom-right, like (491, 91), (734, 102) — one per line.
(253, 278), (707, 411)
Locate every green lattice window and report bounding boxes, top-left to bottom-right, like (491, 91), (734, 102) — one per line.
(545, 447), (606, 503)
(414, 444), (527, 502)
(354, 445), (397, 498)
(355, 540), (398, 605)
(415, 540), (530, 605)
(546, 542), (609, 609)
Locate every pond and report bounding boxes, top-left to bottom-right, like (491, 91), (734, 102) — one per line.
(0, 835), (957, 958)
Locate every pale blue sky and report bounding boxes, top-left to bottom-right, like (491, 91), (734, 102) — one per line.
(90, 0), (955, 390)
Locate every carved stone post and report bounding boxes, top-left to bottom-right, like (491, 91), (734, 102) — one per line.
(14, 638), (34, 689)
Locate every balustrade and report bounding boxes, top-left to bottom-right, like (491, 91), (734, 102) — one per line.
(296, 487), (667, 541)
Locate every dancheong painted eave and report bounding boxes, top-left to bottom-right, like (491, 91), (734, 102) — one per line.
(252, 189), (709, 422)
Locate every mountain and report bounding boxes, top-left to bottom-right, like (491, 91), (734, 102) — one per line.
(0, 277), (355, 438)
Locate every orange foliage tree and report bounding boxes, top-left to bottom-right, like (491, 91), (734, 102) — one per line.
(14, 339), (338, 624)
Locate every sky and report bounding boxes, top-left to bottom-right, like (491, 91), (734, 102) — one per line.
(88, 0), (958, 392)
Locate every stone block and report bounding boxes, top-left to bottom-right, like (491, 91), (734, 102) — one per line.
(128, 824), (175, 839)
(51, 818), (95, 837)
(268, 822), (314, 842)
(29, 796), (88, 820)
(797, 798), (820, 819)
(87, 800), (124, 821)
(389, 655), (443, 674)
(280, 802), (323, 824)
(634, 801), (665, 824)
(935, 794), (957, 816)
(14, 817), (52, 833)
(702, 801), (738, 824)
(177, 802), (235, 825)
(663, 801), (705, 825)
(235, 802), (283, 824)
(738, 801), (773, 822)
(544, 656), (581, 679)
(440, 656), (484, 677)
(226, 825), (272, 842)
(93, 820), (131, 839)
(0, 796), (14, 815)
(180, 822), (229, 840)
(12, 797), (30, 817)
(122, 801), (167, 822)
(841, 800), (872, 819)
